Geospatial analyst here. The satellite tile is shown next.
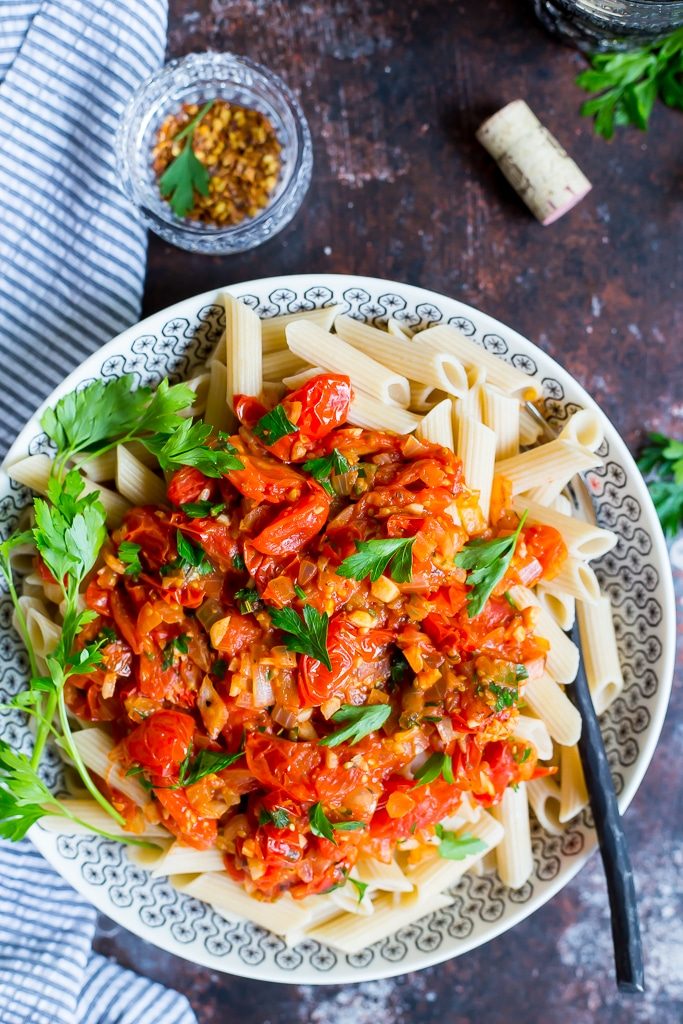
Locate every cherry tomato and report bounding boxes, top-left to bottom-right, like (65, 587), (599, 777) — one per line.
(370, 776), (462, 840)
(153, 787), (218, 849)
(228, 454), (306, 504)
(121, 508), (172, 570)
(122, 709), (195, 777)
(298, 618), (391, 706)
(245, 733), (321, 803)
(173, 515), (238, 571)
(167, 466), (216, 506)
(251, 488), (330, 557)
(211, 611), (261, 658)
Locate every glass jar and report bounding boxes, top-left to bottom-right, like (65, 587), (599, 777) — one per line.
(532, 0), (683, 50)
(115, 52), (313, 254)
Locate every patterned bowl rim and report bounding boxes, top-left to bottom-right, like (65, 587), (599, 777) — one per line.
(1, 273), (675, 984)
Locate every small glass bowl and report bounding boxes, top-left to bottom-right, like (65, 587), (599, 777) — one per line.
(115, 52), (313, 254)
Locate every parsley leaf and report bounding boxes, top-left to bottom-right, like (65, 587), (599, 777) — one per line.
(252, 405), (298, 445)
(118, 540), (142, 577)
(637, 431), (683, 537)
(333, 820), (367, 831)
(162, 634), (189, 671)
(144, 419), (242, 477)
(234, 587), (262, 613)
(302, 449), (351, 495)
(176, 746), (244, 788)
(489, 684), (518, 713)
(336, 537), (415, 584)
(181, 500), (226, 518)
(159, 101), (213, 217)
(176, 530), (212, 574)
(269, 604), (331, 670)
(412, 752), (455, 787)
(349, 878), (369, 903)
(435, 824), (487, 861)
(319, 703), (392, 748)
(259, 806), (291, 829)
(308, 802), (335, 842)
(454, 511), (528, 618)
(577, 28), (683, 139)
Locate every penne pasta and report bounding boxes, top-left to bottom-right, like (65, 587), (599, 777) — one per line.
(70, 728), (150, 806)
(536, 584), (576, 631)
(18, 602), (61, 658)
(510, 495), (617, 560)
(457, 415), (496, 521)
(260, 304), (342, 354)
(223, 292), (262, 409)
(508, 586), (579, 683)
(150, 843), (227, 877)
(409, 380), (447, 413)
(80, 449), (117, 482)
(204, 360), (233, 433)
(491, 784), (533, 889)
(576, 595), (624, 714)
(262, 349), (309, 381)
(559, 743), (589, 823)
(38, 800), (167, 840)
(523, 672), (582, 747)
(419, 324), (542, 400)
(116, 446), (167, 507)
(527, 776), (563, 836)
(538, 557), (601, 604)
(559, 409), (604, 453)
(181, 371), (211, 419)
(286, 320), (411, 407)
(386, 318), (412, 339)
(416, 398), (455, 449)
(495, 440), (602, 498)
(334, 314), (468, 397)
(354, 854), (414, 894)
(519, 405), (544, 446)
(347, 390), (421, 433)
(513, 713), (553, 762)
(282, 365), (324, 390)
(6, 454), (130, 527)
(482, 386), (520, 460)
(405, 813), (504, 894)
(308, 889), (453, 954)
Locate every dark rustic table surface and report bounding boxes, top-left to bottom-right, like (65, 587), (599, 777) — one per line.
(98, 1), (683, 1022)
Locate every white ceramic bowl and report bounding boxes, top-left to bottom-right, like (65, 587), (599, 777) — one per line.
(0, 275), (675, 984)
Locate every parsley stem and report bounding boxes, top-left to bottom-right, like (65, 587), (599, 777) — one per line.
(56, 689), (125, 826)
(0, 558), (39, 681)
(46, 801), (159, 849)
(173, 100), (214, 143)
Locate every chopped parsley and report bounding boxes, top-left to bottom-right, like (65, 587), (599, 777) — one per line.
(252, 405), (298, 445)
(336, 536), (415, 584)
(454, 511), (528, 617)
(161, 633), (189, 671)
(118, 540), (142, 577)
(318, 703), (392, 748)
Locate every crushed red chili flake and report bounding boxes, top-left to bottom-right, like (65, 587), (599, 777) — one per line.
(153, 100), (282, 225)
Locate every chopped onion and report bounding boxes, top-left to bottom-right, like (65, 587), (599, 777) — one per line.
(197, 598), (224, 632)
(252, 665), (275, 708)
(298, 560), (317, 586)
(436, 716), (455, 747)
(331, 470), (356, 496)
(272, 703), (298, 729)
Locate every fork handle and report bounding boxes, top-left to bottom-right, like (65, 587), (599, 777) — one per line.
(568, 625), (645, 993)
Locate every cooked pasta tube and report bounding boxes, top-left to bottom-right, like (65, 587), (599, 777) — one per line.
(348, 391), (421, 433)
(495, 440), (601, 497)
(527, 776), (563, 836)
(559, 409), (604, 452)
(490, 783), (533, 889)
(181, 371), (211, 419)
(539, 557), (600, 604)
(559, 744), (589, 823)
(409, 381), (446, 412)
(80, 449), (117, 482)
(204, 360), (233, 432)
(519, 405), (544, 446)
(536, 584), (576, 631)
(286, 320), (410, 407)
(457, 415), (496, 521)
(482, 386), (520, 459)
(262, 349), (308, 380)
(14, 601), (61, 658)
(260, 304), (342, 353)
(386, 318), (412, 339)
(416, 398), (454, 449)
(576, 595), (624, 714)
(508, 586), (579, 683)
(307, 889), (453, 954)
(150, 843), (227, 877)
(523, 672), (581, 746)
(282, 365), (324, 389)
(329, 879), (374, 917)
(223, 293), (262, 408)
(38, 800), (167, 839)
(334, 314), (468, 396)
(419, 324), (542, 401)
(6, 455), (130, 527)
(116, 446), (167, 507)
(70, 728), (149, 806)
(510, 495), (616, 560)
(406, 813), (504, 894)
(354, 854), (414, 894)
(513, 713), (553, 761)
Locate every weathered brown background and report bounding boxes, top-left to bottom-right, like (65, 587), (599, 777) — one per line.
(99, 1), (683, 1022)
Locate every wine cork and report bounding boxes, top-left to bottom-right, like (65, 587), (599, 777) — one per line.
(477, 99), (592, 226)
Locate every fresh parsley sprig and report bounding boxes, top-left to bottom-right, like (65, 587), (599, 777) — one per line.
(252, 405), (298, 446)
(577, 28), (683, 139)
(412, 752), (455, 787)
(307, 803), (366, 843)
(435, 824), (487, 861)
(118, 540), (142, 577)
(318, 703), (392, 748)
(176, 745), (244, 788)
(269, 604), (331, 670)
(176, 530), (213, 575)
(454, 511), (528, 618)
(180, 500), (226, 519)
(259, 806), (291, 829)
(144, 420), (242, 477)
(302, 449), (351, 495)
(159, 101), (213, 217)
(637, 432), (683, 538)
(336, 536), (416, 584)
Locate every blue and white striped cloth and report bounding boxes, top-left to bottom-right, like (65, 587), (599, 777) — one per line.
(0, 3), (198, 1022)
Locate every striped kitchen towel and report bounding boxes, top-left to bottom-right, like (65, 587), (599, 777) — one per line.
(0, 3), (198, 1022)
(0, 0), (167, 457)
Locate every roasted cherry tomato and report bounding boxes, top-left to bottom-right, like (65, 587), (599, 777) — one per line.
(251, 488), (330, 557)
(245, 733), (321, 803)
(153, 787), (218, 849)
(370, 776), (463, 840)
(122, 709), (195, 778)
(167, 466), (216, 507)
(298, 618), (391, 706)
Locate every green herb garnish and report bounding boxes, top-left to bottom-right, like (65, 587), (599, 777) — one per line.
(145, 419), (242, 477)
(176, 530), (212, 575)
(259, 806), (291, 829)
(307, 803), (365, 843)
(302, 449), (351, 495)
(336, 536), (415, 584)
(159, 101), (213, 217)
(252, 405), (298, 446)
(454, 511), (528, 618)
(318, 703), (392, 748)
(118, 540), (142, 577)
(234, 587), (262, 613)
(181, 500), (226, 519)
(162, 633), (189, 671)
(435, 823), (487, 861)
(412, 752), (455, 787)
(637, 432), (683, 538)
(176, 746), (244, 788)
(349, 878), (369, 903)
(577, 28), (683, 139)
(269, 605), (331, 670)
